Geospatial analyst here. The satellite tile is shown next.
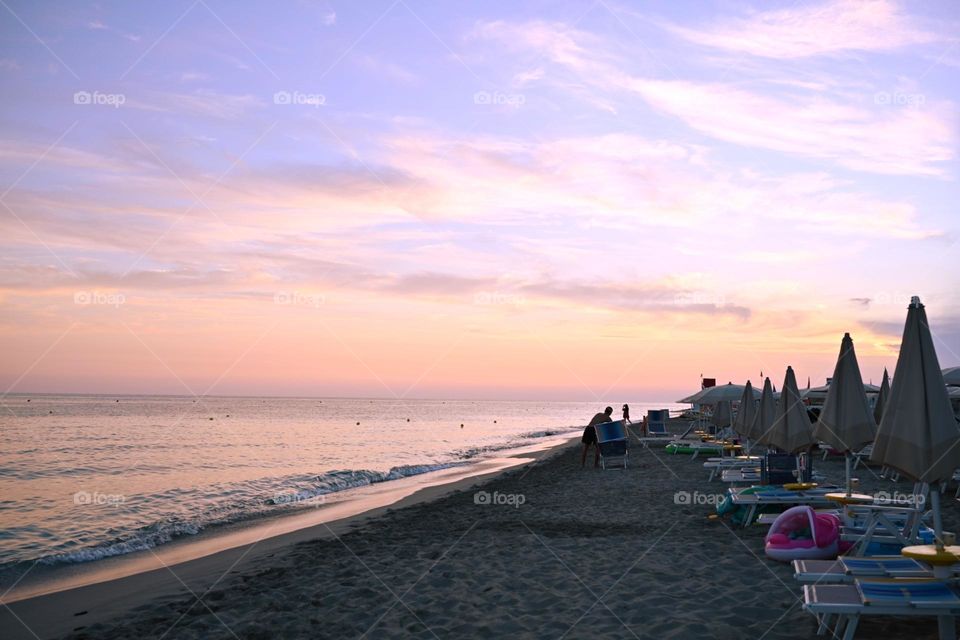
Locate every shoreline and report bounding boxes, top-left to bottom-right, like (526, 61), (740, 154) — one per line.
(0, 437), (579, 640)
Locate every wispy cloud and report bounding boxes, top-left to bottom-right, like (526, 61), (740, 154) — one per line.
(663, 0), (941, 59)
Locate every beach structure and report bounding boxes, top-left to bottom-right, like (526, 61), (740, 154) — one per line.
(677, 382), (759, 409)
(802, 380), (880, 409)
(812, 333), (877, 496)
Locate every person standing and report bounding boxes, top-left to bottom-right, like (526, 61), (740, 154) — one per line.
(581, 406), (613, 468)
(622, 404), (631, 424)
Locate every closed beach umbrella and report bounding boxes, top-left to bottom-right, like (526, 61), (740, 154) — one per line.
(750, 377), (777, 446)
(870, 298), (960, 484)
(873, 368), (890, 425)
(766, 366), (815, 453)
(870, 297), (960, 551)
(712, 400), (732, 429)
(813, 333), (877, 494)
(733, 381), (757, 438)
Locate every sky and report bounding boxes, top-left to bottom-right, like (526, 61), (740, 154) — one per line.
(0, 0), (958, 401)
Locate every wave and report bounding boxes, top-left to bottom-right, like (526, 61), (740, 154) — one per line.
(2, 429), (576, 577)
(23, 462), (467, 570)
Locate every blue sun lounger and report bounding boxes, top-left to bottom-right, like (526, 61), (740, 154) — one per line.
(804, 579), (960, 640)
(596, 420), (628, 470)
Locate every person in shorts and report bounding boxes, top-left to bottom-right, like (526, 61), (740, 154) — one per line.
(581, 406), (613, 468)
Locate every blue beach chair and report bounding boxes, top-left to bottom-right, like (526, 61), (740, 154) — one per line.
(596, 420), (628, 470)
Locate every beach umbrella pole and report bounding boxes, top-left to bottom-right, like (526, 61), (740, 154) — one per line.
(930, 484), (945, 551)
(845, 453), (852, 497)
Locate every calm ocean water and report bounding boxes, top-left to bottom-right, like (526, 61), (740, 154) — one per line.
(0, 395), (676, 587)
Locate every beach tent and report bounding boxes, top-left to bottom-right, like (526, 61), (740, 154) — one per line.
(812, 333), (877, 495)
(677, 382), (759, 406)
(766, 366), (815, 454)
(749, 377), (777, 448)
(870, 297), (960, 549)
(732, 381), (757, 438)
(874, 368), (890, 425)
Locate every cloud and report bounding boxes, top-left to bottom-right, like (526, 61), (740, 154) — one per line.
(622, 78), (954, 176)
(471, 18), (956, 176)
(322, 11), (336, 26)
(663, 0), (940, 59)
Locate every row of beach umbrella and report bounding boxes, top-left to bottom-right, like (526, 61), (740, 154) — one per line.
(728, 297), (960, 548)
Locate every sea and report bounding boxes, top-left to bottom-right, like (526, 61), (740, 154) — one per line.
(0, 394), (678, 594)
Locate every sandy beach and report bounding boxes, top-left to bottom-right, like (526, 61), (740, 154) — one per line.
(3, 426), (957, 640)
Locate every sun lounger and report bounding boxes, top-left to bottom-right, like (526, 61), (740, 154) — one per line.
(728, 485), (841, 527)
(720, 468), (762, 484)
(596, 420), (628, 470)
(703, 456), (761, 481)
(793, 557), (945, 583)
(804, 580), (960, 640)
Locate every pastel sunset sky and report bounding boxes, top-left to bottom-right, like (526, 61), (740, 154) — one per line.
(1, 0), (958, 401)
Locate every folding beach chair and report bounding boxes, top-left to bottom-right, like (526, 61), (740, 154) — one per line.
(804, 579), (960, 640)
(596, 420), (628, 470)
(638, 409), (674, 447)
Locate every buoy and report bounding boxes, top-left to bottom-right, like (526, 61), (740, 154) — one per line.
(26, 399), (30, 402)
(460, 423), (464, 428)
(406, 418), (410, 422)
(356, 422), (360, 425)
(209, 417), (214, 420)
(493, 420), (497, 423)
